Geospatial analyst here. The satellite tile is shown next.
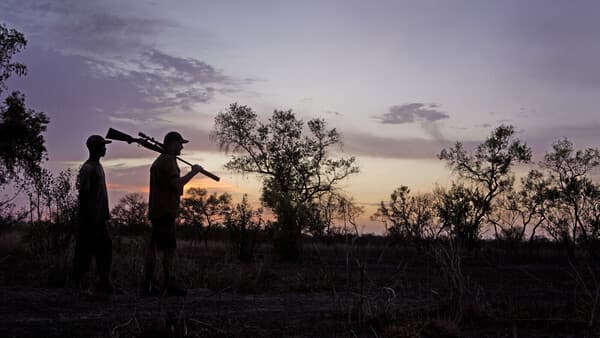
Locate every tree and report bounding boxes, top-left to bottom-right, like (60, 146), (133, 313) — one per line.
(0, 23), (27, 96)
(304, 193), (364, 238)
(334, 195), (364, 237)
(224, 194), (263, 262)
(51, 169), (78, 226)
(0, 24), (49, 192)
(26, 169), (77, 256)
(22, 167), (48, 223)
(488, 169), (549, 242)
(212, 103), (359, 261)
(179, 187), (232, 246)
(438, 125), (531, 249)
(111, 193), (149, 234)
(373, 186), (442, 244)
(435, 183), (486, 246)
(540, 138), (600, 251)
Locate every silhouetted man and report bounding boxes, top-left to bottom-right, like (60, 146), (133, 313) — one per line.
(72, 135), (114, 294)
(144, 131), (202, 296)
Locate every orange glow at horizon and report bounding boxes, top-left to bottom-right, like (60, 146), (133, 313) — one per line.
(107, 183), (149, 193)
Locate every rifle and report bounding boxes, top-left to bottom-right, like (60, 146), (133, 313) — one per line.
(105, 128), (220, 182)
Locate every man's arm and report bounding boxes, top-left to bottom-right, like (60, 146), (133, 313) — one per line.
(175, 165), (203, 192)
(78, 166), (93, 218)
(163, 160), (203, 194)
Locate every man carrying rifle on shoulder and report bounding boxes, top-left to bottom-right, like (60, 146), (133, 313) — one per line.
(143, 131), (203, 296)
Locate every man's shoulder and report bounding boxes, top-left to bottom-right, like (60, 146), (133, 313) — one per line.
(80, 160), (100, 174)
(152, 154), (176, 168)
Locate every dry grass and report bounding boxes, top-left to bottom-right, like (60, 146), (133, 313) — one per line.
(1, 228), (600, 336)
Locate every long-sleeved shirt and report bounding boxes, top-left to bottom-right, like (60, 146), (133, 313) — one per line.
(148, 154), (182, 219)
(78, 159), (110, 225)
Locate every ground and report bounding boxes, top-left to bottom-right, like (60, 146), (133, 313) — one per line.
(1, 287), (350, 337)
(2, 231), (600, 337)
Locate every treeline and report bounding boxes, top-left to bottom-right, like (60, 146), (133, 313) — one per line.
(107, 122), (600, 262)
(375, 128), (600, 260)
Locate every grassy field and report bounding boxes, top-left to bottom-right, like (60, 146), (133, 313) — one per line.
(1, 227), (599, 337)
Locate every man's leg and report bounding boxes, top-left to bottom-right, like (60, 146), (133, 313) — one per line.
(162, 216), (186, 296)
(95, 226), (113, 293)
(142, 227), (159, 295)
(162, 249), (174, 284)
(72, 232), (93, 289)
(162, 249), (186, 296)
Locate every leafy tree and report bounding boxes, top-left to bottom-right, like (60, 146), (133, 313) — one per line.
(224, 194), (263, 262)
(111, 193), (149, 234)
(540, 138), (600, 250)
(488, 169), (550, 242)
(0, 23), (27, 95)
(438, 125), (531, 249)
(374, 186), (442, 244)
(212, 103), (359, 261)
(179, 187), (232, 246)
(26, 169), (77, 256)
(304, 193), (364, 238)
(0, 24), (49, 189)
(51, 169), (78, 225)
(25, 167), (53, 223)
(435, 183), (486, 246)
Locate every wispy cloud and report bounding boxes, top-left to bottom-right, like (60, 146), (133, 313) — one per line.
(1, 0), (172, 56)
(3, 0), (251, 117)
(342, 131), (471, 159)
(88, 49), (234, 113)
(2, 0), (254, 162)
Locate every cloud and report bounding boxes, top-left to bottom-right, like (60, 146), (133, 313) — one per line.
(1, 0), (172, 56)
(88, 49), (234, 113)
(3, 0), (249, 117)
(342, 122), (600, 162)
(372, 103), (450, 142)
(2, 1), (254, 163)
(342, 131), (474, 159)
(373, 103), (449, 124)
(522, 123), (600, 159)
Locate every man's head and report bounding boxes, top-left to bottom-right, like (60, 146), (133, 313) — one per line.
(163, 131), (188, 156)
(86, 135), (111, 158)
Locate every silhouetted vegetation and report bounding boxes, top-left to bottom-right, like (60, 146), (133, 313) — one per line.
(212, 103), (359, 261)
(437, 125), (532, 250)
(111, 193), (149, 235)
(224, 194), (263, 262)
(373, 186), (442, 246)
(179, 187), (231, 247)
(0, 24), (49, 189)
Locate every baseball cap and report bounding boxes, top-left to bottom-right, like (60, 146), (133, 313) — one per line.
(86, 135), (112, 148)
(163, 131), (189, 144)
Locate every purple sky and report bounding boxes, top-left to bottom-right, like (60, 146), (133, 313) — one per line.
(2, 0), (600, 232)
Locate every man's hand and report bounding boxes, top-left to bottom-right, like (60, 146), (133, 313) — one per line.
(191, 164), (204, 174)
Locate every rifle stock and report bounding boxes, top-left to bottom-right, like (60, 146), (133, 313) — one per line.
(105, 128), (220, 182)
